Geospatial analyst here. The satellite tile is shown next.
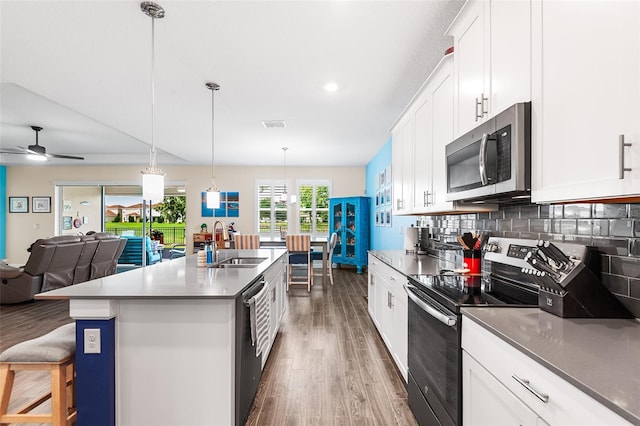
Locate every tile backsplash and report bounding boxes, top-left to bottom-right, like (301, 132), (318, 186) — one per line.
(421, 203), (640, 318)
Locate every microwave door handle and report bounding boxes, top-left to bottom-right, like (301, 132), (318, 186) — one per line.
(405, 284), (457, 327)
(479, 133), (489, 185)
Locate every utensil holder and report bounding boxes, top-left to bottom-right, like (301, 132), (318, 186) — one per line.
(463, 249), (481, 274)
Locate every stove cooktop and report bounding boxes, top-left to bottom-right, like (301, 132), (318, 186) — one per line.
(408, 273), (539, 313)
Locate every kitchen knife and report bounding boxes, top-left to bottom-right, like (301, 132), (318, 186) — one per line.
(537, 240), (571, 271)
(525, 253), (561, 279)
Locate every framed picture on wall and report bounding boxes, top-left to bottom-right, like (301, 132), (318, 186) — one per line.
(32, 196), (51, 213)
(63, 216), (73, 230)
(9, 197), (28, 213)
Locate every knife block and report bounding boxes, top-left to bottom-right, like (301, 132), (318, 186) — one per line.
(538, 262), (633, 318)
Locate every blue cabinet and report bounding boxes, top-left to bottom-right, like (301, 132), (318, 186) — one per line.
(329, 196), (370, 274)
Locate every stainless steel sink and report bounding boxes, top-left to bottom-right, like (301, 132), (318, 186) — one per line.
(218, 257), (267, 265)
(216, 263), (257, 269)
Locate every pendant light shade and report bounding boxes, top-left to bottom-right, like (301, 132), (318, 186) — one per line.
(205, 82), (221, 209)
(140, 1), (165, 204)
(142, 169), (165, 202)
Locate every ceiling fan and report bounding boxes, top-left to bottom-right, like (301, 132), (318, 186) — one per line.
(0, 126), (84, 161)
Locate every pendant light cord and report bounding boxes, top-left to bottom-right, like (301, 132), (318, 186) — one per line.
(211, 88), (217, 187)
(282, 147), (288, 195)
(206, 82), (220, 188)
(150, 13), (157, 168)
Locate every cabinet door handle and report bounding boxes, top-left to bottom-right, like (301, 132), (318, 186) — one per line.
(396, 198), (403, 210)
(387, 291), (391, 308)
(619, 134), (632, 179)
(475, 97), (482, 121)
(389, 292), (394, 308)
(480, 93), (488, 117)
(512, 374), (549, 403)
(423, 191), (430, 207)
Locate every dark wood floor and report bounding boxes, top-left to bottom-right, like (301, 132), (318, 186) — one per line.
(246, 268), (417, 425)
(0, 268), (416, 426)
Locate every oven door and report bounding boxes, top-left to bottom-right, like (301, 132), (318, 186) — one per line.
(406, 283), (460, 426)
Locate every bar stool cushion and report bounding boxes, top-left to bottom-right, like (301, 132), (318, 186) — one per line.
(0, 323), (75, 363)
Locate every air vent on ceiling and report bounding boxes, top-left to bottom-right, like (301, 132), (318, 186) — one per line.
(262, 120), (286, 129)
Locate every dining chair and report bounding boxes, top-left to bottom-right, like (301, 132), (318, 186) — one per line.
(285, 235), (312, 292)
(327, 232), (338, 286)
(234, 234), (260, 249)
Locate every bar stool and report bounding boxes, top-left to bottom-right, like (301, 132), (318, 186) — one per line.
(0, 323), (76, 426)
(234, 234), (260, 249)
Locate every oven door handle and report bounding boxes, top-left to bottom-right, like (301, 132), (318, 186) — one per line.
(404, 284), (457, 327)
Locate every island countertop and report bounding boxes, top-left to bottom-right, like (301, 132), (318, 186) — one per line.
(35, 248), (287, 300)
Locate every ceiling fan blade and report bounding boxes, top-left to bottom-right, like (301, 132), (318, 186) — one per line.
(0, 149), (26, 155)
(48, 153), (85, 160)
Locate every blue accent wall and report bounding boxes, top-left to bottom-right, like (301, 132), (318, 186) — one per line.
(0, 166), (6, 259)
(76, 319), (116, 426)
(366, 137), (415, 250)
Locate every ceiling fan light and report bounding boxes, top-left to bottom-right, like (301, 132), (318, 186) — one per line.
(141, 166), (165, 202)
(26, 153), (47, 161)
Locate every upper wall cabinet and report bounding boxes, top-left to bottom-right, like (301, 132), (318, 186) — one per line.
(391, 55), (496, 216)
(391, 117), (414, 214)
(447, 0), (531, 138)
(531, 0), (640, 203)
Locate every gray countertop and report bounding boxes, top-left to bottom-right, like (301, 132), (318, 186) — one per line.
(36, 248), (287, 300)
(368, 250), (457, 276)
(462, 307), (640, 424)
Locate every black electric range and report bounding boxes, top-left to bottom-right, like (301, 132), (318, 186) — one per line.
(405, 237), (566, 426)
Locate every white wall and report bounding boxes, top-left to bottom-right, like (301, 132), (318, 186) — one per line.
(5, 164), (365, 263)
(60, 186), (103, 236)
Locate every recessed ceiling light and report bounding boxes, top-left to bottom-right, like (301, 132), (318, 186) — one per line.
(324, 82), (339, 92)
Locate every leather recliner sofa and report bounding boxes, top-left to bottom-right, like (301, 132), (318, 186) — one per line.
(0, 233), (124, 304)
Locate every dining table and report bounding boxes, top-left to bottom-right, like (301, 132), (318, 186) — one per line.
(260, 236), (329, 285)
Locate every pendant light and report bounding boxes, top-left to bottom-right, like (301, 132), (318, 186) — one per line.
(140, 1), (165, 203)
(205, 82), (221, 209)
(279, 147), (296, 205)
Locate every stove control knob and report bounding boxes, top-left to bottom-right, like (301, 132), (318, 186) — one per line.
(485, 243), (500, 253)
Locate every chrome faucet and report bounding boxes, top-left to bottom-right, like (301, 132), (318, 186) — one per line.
(212, 220), (229, 263)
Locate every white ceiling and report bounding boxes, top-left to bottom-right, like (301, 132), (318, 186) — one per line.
(0, 0), (463, 167)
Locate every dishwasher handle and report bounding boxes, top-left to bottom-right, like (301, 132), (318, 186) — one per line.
(242, 277), (266, 306)
(405, 284), (457, 327)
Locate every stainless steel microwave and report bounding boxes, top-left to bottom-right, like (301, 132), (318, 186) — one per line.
(445, 102), (531, 202)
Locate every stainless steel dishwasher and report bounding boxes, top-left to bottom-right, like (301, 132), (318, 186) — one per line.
(235, 275), (265, 426)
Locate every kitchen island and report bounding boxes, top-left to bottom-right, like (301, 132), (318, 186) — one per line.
(36, 248), (288, 426)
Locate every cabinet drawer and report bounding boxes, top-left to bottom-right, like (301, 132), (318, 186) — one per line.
(462, 316), (630, 425)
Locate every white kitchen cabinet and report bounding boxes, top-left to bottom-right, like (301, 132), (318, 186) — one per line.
(531, 0), (640, 203)
(412, 92), (432, 212)
(367, 253), (381, 328)
(367, 254), (408, 382)
(264, 255), (286, 361)
(463, 351), (548, 426)
(462, 316), (632, 426)
(391, 118), (414, 214)
(403, 54), (496, 215)
(448, 0), (531, 137)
